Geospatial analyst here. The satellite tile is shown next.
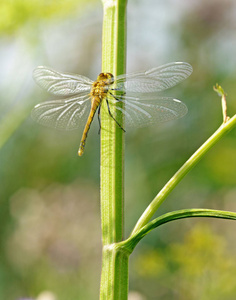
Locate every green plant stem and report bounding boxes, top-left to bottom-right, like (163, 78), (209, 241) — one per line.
(100, 0), (127, 245)
(100, 245), (129, 300)
(120, 208), (236, 253)
(100, 0), (127, 299)
(131, 114), (236, 235)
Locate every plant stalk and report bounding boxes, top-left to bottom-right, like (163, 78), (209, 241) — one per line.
(100, 0), (128, 299)
(121, 208), (236, 253)
(132, 114), (236, 235)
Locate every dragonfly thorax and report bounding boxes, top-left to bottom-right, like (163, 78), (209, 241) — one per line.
(90, 72), (114, 98)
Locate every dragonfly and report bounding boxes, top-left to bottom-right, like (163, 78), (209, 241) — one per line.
(32, 62), (192, 156)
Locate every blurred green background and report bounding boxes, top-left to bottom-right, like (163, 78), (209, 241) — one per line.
(0, 0), (236, 299)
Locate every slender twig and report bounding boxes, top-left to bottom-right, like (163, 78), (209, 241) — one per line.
(119, 209), (236, 253)
(131, 112), (236, 235)
(213, 83), (229, 123)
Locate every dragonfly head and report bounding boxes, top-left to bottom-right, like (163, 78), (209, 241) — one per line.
(97, 72), (114, 85)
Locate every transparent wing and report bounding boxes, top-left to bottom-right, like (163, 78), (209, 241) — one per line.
(31, 94), (91, 130)
(114, 62), (192, 93)
(33, 66), (93, 96)
(108, 94), (188, 128)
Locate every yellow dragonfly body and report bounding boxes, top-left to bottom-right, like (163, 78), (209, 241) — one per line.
(77, 72), (114, 156)
(32, 62), (192, 155)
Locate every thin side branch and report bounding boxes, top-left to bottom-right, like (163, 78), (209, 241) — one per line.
(131, 113), (236, 235)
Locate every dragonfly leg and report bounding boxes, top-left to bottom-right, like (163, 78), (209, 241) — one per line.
(109, 87), (122, 91)
(98, 104), (101, 134)
(106, 98), (126, 132)
(109, 91), (122, 102)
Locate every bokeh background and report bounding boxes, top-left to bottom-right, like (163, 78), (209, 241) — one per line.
(0, 0), (236, 299)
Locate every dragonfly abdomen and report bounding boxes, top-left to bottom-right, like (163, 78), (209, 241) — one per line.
(78, 96), (101, 156)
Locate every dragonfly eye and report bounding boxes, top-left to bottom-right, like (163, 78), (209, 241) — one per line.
(97, 72), (114, 85)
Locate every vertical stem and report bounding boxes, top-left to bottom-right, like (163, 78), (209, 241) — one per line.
(100, 0), (128, 299)
(100, 0), (127, 245)
(100, 246), (129, 300)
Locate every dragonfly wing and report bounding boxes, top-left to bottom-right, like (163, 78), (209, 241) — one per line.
(114, 62), (192, 93)
(33, 66), (93, 96)
(31, 94), (91, 130)
(110, 95), (188, 128)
